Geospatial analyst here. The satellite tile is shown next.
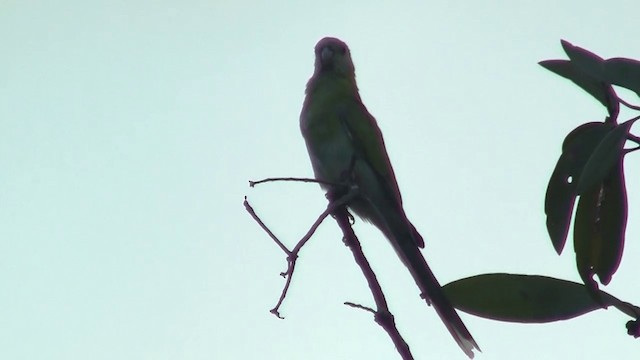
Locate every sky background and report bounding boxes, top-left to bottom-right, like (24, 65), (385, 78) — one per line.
(2, 1), (640, 359)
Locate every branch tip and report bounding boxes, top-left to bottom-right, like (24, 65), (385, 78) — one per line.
(344, 302), (376, 314)
(270, 308), (285, 320)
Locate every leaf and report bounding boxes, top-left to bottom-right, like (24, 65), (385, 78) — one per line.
(545, 122), (613, 253)
(539, 60), (618, 117)
(443, 273), (605, 323)
(575, 117), (639, 195)
(573, 157), (628, 294)
(573, 183), (603, 296)
(561, 40), (606, 81)
(604, 57), (640, 97)
(561, 122), (608, 152)
(595, 158), (627, 284)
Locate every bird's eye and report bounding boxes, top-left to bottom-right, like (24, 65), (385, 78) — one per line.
(338, 46), (346, 55)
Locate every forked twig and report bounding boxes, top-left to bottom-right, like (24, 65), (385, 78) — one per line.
(246, 177), (414, 359)
(244, 180), (357, 318)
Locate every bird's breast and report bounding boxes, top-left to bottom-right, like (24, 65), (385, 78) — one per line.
(300, 108), (355, 186)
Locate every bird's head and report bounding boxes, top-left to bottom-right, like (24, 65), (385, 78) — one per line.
(313, 37), (355, 78)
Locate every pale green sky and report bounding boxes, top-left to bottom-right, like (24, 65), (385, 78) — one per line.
(2, 1), (640, 359)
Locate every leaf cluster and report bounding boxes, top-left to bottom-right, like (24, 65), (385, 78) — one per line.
(444, 40), (640, 337)
(542, 40), (640, 292)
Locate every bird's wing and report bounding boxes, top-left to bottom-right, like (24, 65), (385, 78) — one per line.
(338, 98), (404, 207)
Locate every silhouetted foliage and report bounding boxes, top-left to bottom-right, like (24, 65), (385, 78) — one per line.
(445, 40), (640, 337)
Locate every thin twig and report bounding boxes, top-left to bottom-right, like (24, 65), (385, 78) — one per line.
(619, 97), (640, 111)
(249, 177), (338, 188)
(344, 302), (376, 314)
(270, 257), (296, 319)
(623, 146), (640, 154)
(627, 134), (640, 146)
(244, 197), (291, 254)
(291, 186), (358, 254)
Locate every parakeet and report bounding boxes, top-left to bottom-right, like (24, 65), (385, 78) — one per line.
(299, 37), (479, 358)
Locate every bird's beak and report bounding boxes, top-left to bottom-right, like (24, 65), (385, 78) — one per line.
(320, 46), (333, 63)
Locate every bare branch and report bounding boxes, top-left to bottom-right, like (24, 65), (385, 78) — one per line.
(330, 195), (414, 360)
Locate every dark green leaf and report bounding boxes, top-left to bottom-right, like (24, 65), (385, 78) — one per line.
(539, 59), (618, 117)
(576, 117), (638, 195)
(545, 122), (613, 253)
(596, 158), (627, 284)
(561, 122), (608, 152)
(561, 40), (606, 81)
(573, 157), (628, 293)
(573, 183), (603, 296)
(443, 273), (605, 323)
(604, 58), (640, 97)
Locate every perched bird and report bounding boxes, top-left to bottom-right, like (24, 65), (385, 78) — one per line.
(299, 37), (479, 358)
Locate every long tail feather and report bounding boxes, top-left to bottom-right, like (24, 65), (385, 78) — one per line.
(392, 228), (480, 358)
